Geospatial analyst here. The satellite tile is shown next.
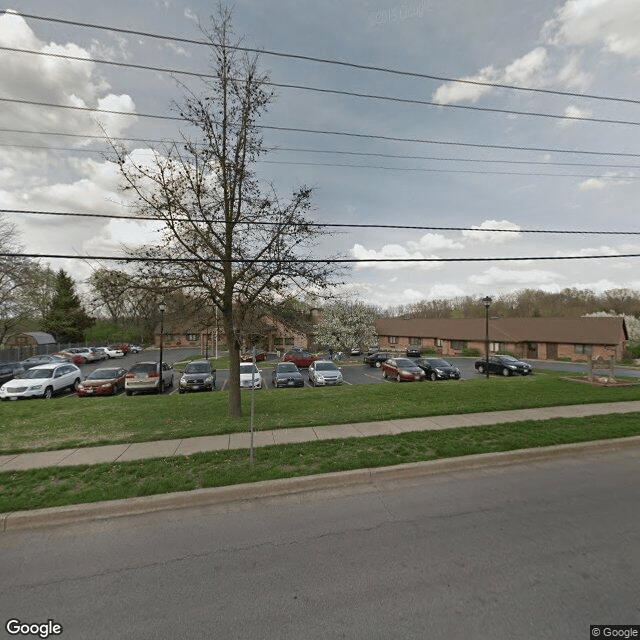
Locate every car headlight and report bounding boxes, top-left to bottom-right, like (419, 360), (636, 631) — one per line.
(30, 384), (43, 390)
(179, 378), (186, 387)
(435, 368), (443, 374)
(205, 376), (213, 384)
(316, 374), (325, 383)
(508, 365), (517, 369)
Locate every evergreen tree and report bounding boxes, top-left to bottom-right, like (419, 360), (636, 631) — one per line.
(42, 270), (94, 342)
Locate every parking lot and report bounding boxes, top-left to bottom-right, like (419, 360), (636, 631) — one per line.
(7, 349), (637, 401)
(31, 350), (486, 399)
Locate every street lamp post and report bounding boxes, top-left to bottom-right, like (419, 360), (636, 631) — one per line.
(482, 296), (492, 379)
(158, 303), (166, 393)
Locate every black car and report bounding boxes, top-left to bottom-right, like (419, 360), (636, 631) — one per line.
(20, 354), (71, 370)
(406, 346), (421, 358)
(0, 361), (24, 385)
(416, 357), (461, 381)
(475, 355), (533, 376)
(271, 362), (305, 388)
(178, 360), (216, 393)
(363, 352), (389, 367)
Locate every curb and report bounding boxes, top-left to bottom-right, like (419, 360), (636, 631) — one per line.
(2, 435), (640, 533)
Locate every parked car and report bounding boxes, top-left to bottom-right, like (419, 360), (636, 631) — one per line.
(475, 355), (533, 376)
(282, 350), (319, 368)
(363, 352), (389, 368)
(104, 346), (125, 358)
(239, 362), (263, 389)
(125, 361), (174, 395)
(0, 362), (81, 400)
(178, 360), (216, 393)
(381, 357), (426, 382)
(271, 362), (304, 388)
(69, 347), (101, 363)
(89, 347), (109, 361)
(349, 347), (363, 356)
(416, 357), (461, 381)
(21, 354), (71, 370)
(0, 361), (24, 385)
(128, 344), (142, 353)
(308, 360), (343, 386)
(241, 348), (266, 362)
(54, 349), (89, 365)
(115, 344), (131, 354)
(406, 346), (422, 358)
(76, 367), (127, 396)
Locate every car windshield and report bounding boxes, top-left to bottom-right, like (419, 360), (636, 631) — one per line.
(278, 363), (298, 373)
(240, 364), (259, 374)
(427, 359), (450, 367)
(130, 363), (157, 374)
(22, 368), (54, 379)
(87, 369), (119, 380)
(288, 351), (309, 357)
(315, 362), (338, 371)
(499, 356), (518, 362)
(185, 363), (210, 373)
(395, 358), (416, 367)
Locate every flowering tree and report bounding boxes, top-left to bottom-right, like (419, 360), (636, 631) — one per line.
(314, 301), (378, 352)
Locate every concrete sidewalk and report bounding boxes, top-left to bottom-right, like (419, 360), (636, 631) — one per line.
(2, 400), (640, 473)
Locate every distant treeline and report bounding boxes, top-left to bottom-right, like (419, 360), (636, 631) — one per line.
(381, 288), (640, 320)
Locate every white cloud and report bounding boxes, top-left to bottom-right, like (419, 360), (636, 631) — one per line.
(432, 65), (498, 104)
(543, 0), (640, 58)
(469, 266), (561, 287)
(462, 220), (522, 244)
(558, 104), (593, 127)
(579, 177), (607, 190)
(433, 48), (549, 105)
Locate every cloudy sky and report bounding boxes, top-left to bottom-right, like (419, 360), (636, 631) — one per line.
(1, 0), (640, 308)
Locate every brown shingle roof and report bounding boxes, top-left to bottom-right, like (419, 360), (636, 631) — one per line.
(374, 316), (628, 345)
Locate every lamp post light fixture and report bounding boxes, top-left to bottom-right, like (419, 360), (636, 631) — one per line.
(482, 296), (492, 379)
(158, 303), (166, 393)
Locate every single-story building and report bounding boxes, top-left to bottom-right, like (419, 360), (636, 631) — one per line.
(374, 316), (629, 362)
(5, 331), (57, 349)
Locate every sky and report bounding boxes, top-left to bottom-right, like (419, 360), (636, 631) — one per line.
(1, 0), (640, 309)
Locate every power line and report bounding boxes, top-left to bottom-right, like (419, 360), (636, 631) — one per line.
(2, 106), (640, 158)
(4, 45), (640, 127)
(10, 11), (640, 106)
(3, 209), (639, 234)
(2, 136), (640, 171)
(3, 252), (640, 263)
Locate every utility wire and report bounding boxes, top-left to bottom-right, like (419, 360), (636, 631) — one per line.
(3, 45), (640, 127)
(2, 252), (640, 263)
(9, 11), (640, 105)
(1, 107), (639, 158)
(2, 137), (640, 171)
(2, 209), (638, 234)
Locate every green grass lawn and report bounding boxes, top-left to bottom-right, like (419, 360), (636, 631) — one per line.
(2, 412), (639, 513)
(1, 369), (639, 454)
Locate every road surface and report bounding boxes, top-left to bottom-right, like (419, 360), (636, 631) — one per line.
(1, 446), (638, 639)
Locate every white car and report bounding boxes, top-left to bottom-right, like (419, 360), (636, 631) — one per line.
(104, 346), (125, 358)
(239, 362), (263, 389)
(0, 362), (82, 400)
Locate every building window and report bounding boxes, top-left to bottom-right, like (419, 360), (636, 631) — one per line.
(186, 333), (198, 342)
(575, 344), (593, 355)
(389, 336), (398, 344)
(436, 339), (443, 347)
(490, 342), (501, 352)
(409, 337), (421, 346)
(451, 340), (467, 350)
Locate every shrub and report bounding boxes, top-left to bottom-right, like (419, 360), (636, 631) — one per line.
(461, 348), (481, 357)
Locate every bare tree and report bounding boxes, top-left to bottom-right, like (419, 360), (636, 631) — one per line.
(110, 5), (342, 417)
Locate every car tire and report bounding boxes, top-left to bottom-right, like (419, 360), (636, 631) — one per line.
(126, 390), (132, 396)
(396, 374), (401, 383)
(43, 386), (53, 399)
(383, 370), (387, 379)
(502, 368), (511, 377)
(375, 361), (381, 368)
(477, 365), (485, 374)
(71, 378), (80, 392)
(430, 372), (437, 381)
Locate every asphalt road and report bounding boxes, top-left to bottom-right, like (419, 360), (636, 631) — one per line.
(1, 446), (638, 639)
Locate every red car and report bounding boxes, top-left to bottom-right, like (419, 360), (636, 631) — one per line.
(241, 348), (266, 362)
(76, 367), (127, 396)
(282, 350), (319, 368)
(381, 357), (426, 382)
